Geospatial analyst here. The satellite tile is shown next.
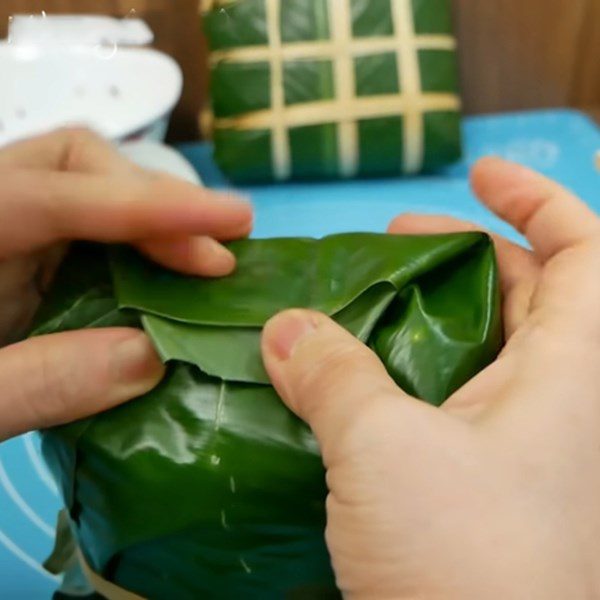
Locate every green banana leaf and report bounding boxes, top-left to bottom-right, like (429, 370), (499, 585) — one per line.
(33, 233), (501, 599)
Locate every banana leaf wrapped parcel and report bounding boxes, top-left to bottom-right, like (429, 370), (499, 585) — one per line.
(203, 0), (463, 182)
(33, 233), (502, 599)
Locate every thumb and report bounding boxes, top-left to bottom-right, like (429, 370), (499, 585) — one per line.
(0, 329), (165, 441)
(262, 310), (425, 464)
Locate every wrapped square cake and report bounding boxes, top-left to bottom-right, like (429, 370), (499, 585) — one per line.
(203, 0), (463, 182)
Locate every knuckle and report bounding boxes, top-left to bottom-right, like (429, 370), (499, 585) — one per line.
(57, 127), (103, 171)
(19, 345), (66, 428)
(334, 394), (400, 443)
(124, 172), (163, 205)
(33, 180), (68, 237)
(58, 126), (99, 145)
(143, 177), (165, 200)
(318, 392), (407, 469)
(295, 342), (366, 400)
(500, 189), (550, 234)
(31, 342), (106, 427)
(38, 348), (80, 425)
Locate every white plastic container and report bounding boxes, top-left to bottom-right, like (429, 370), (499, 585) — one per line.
(0, 41), (183, 147)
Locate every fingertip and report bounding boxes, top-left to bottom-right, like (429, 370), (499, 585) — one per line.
(218, 191), (252, 208)
(472, 156), (506, 169)
(470, 156), (536, 198)
(470, 156), (505, 190)
(225, 205), (254, 240)
(471, 155), (508, 174)
(387, 213), (447, 234)
(188, 237), (237, 277)
(139, 236), (237, 278)
(387, 213), (416, 234)
(210, 191), (254, 217)
(112, 329), (166, 402)
(214, 193), (254, 240)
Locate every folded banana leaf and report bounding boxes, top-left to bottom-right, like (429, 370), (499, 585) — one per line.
(33, 233), (501, 599)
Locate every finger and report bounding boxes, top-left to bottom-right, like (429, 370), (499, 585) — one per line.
(0, 329), (165, 442)
(0, 256), (41, 345)
(387, 213), (540, 294)
(471, 157), (600, 262)
(137, 236), (236, 277)
(387, 213), (540, 336)
(0, 127), (138, 176)
(261, 309), (434, 466)
(0, 169), (253, 257)
(34, 244), (70, 294)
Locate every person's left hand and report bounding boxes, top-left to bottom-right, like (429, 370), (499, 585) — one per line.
(0, 128), (253, 442)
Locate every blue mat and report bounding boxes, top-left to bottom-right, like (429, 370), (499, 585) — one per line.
(1, 109), (599, 598)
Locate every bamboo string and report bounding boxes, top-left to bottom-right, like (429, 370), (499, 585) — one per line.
(209, 35), (457, 65)
(265, 0), (290, 180)
(329, 0), (359, 177)
(214, 93), (459, 131)
(392, 0), (425, 173)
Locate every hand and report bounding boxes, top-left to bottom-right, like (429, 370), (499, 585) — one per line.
(0, 128), (252, 442)
(262, 158), (600, 599)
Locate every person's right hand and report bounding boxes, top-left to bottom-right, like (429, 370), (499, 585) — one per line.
(262, 158), (600, 599)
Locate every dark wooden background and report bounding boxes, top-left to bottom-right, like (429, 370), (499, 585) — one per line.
(1, 0), (599, 141)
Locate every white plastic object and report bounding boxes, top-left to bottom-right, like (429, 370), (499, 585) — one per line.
(0, 43), (183, 147)
(120, 141), (202, 185)
(8, 15), (154, 47)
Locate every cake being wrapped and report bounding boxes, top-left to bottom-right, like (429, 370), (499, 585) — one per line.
(35, 233), (501, 598)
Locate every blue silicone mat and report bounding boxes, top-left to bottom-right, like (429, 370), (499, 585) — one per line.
(1, 109), (599, 598)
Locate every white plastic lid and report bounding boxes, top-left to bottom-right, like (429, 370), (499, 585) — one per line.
(0, 44), (182, 147)
(8, 14), (154, 47)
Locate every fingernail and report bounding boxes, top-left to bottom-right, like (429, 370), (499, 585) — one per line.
(216, 195), (254, 236)
(219, 193), (252, 208)
(265, 310), (318, 361)
(112, 332), (165, 397)
(201, 238), (236, 272)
